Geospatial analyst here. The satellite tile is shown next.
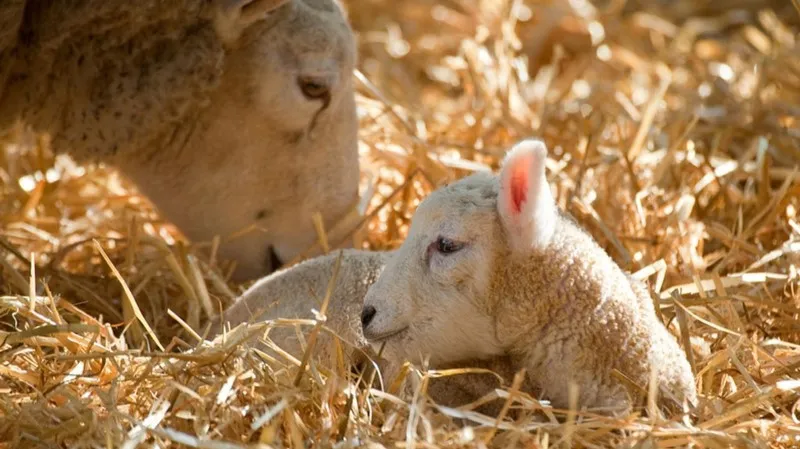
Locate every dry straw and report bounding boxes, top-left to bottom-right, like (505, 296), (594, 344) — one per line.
(1, 0), (800, 447)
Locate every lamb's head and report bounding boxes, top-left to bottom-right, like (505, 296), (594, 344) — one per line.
(361, 139), (557, 366)
(123, 0), (359, 281)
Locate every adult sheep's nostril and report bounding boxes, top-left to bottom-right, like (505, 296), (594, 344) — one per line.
(361, 305), (377, 329)
(265, 245), (283, 273)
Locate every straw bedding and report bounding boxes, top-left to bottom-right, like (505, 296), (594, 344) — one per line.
(1, 0), (799, 447)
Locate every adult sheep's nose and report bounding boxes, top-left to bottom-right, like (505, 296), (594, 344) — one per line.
(360, 305), (377, 329)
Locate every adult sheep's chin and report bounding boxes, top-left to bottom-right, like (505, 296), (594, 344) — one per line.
(120, 124), (361, 283)
(217, 202), (362, 283)
(123, 162), (361, 282)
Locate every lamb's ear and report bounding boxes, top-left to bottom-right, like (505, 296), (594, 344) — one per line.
(497, 139), (556, 251)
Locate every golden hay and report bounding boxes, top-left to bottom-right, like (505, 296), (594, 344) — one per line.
(1, 0), (800, 447)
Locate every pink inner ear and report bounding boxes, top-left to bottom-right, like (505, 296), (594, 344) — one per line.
(509, 156), (531, 214)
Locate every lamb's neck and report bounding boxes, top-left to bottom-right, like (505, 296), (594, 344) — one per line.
(491, 220), (627, 342)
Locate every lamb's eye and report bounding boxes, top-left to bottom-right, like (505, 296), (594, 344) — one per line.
(436, 237), (462, 254)
(298, 77), (330, 100)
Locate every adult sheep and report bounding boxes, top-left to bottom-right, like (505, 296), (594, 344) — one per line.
(0, 0), (360, 281)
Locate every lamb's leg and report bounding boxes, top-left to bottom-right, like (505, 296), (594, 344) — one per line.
(376, 356), (526, 417)
(426, 357), (514, 416)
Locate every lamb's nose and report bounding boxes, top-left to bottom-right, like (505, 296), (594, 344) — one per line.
(361, 305), (377, 329)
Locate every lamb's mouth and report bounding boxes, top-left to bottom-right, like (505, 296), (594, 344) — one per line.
(365, 326), (408, 343)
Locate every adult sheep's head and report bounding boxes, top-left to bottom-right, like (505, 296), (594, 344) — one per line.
(124, 0), (360, 281)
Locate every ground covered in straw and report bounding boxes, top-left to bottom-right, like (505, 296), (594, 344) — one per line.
(1, 0), (800, 448)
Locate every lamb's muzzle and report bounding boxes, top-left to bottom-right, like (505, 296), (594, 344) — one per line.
(360, 304), (376, 328)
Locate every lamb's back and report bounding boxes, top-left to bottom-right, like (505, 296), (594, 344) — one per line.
(215, 249), (389, 362)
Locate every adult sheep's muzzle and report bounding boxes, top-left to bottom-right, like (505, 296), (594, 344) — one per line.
(265, 245), (283, 272)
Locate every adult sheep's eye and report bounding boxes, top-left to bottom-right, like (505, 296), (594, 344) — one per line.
(436, 237), (462, 254)
(298, 77), (330, 100)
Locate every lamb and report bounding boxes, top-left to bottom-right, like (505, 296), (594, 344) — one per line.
(0, 0), (360, 281)
(360, 138), (698, 414)
(212, 249), (518, 414)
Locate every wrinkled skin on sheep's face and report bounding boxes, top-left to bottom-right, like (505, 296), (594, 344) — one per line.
(0, 0), (359, 281)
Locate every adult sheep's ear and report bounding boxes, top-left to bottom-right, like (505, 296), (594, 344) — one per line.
(213, 0), (290, 45)
(497, 139), (556, 252)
